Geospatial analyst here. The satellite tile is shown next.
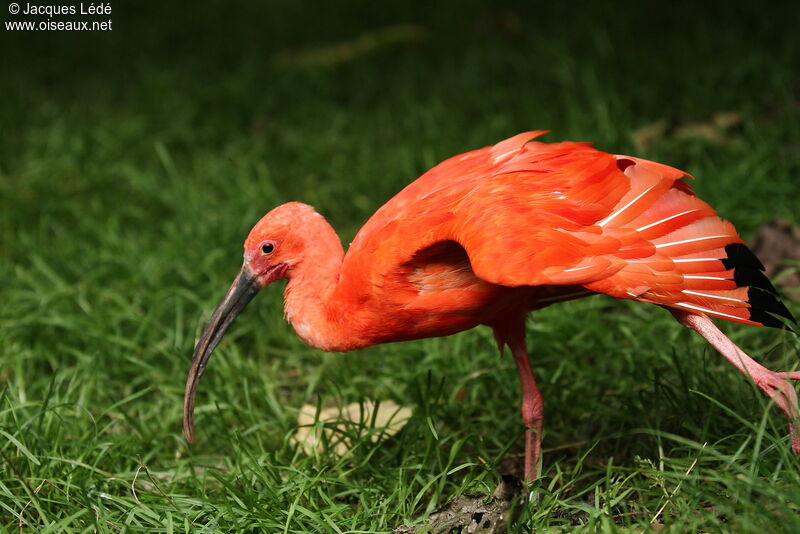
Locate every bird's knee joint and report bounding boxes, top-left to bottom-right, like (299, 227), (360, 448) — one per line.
(521, 401), (544, 426)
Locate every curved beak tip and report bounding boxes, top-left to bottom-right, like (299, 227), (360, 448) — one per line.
(182, 265), (260, 443)
(183, 423), (195, 443)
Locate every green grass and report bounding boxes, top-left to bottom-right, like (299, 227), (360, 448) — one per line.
(2, 1), (800, 531)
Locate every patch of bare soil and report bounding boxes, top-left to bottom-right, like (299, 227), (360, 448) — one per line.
(751, 218), (800, 301)
(393, 476), (525, 534)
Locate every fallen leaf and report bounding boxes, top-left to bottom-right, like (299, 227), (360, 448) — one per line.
(394, 475), (525, 534)
(292, 400), (412, 456)
(632, 112), (743, 150)
(631, 118), (671, 150)
(476, 10), (523, 35)
(273, 25), (427, 68)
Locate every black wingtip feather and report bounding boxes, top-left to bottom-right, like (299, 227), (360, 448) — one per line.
(721, 243), (765, 271)
(721, 244), (797, 332)
(734, 267), (778, 295)
(748, 287), (797, 324)
(748, 309), (796, 332)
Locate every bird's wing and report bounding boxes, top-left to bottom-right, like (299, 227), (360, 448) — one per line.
(453, 135), (793, 328)
(345, 132), (794, 328)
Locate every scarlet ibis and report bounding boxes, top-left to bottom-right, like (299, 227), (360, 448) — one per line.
(183, 131), (797, 481)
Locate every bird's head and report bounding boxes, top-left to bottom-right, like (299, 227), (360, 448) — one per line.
(243, 201), (324, 285)
(182, 202), (321, 442)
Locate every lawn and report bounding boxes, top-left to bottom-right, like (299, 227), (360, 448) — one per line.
(2, 2), (800, 532)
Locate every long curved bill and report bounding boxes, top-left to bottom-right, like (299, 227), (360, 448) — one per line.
(183, 265), (260, 442)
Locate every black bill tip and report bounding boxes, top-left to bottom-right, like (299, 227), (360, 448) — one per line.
(183, 266), (260, 443)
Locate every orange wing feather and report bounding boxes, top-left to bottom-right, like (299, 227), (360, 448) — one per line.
(343, 132), (793, 329)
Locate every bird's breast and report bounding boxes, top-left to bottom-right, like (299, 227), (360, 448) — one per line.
(291, 320), (320, 347)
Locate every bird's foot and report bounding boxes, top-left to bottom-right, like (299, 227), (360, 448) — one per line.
(672, 310), (800, 454)
(751, 367), (800, 453)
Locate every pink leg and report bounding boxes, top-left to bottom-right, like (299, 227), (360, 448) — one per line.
(672, 310), (800, 452)
(510, 341), (544, 481)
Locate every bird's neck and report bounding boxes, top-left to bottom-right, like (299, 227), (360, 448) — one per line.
(282, 215), (360, 351)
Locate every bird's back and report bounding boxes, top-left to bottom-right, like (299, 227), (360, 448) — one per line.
(339, 132), (793, 333)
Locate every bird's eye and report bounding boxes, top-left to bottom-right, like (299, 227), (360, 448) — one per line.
(261, 243), (274, 254)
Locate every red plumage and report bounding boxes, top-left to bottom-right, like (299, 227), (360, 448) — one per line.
(183, 132), (798, 481)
